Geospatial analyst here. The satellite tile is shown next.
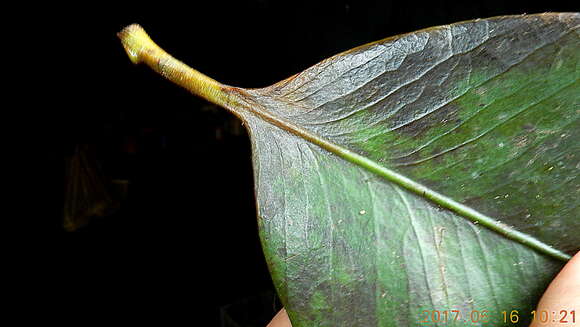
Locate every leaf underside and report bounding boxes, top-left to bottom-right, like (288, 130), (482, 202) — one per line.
(232, 13), (580, 327)
(120, 13), (579, 327)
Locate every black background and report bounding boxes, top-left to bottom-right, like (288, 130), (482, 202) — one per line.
(43, 1), (576, 325)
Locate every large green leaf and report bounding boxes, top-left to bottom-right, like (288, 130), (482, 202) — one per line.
(118, 13), (579, 326)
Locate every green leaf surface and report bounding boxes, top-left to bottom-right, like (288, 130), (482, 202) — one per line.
(119, 13), (579, 326)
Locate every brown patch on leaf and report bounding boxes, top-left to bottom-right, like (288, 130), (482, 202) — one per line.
(396, 103), (461, 139)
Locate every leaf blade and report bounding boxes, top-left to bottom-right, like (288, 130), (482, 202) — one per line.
(241, 13), (579, 326)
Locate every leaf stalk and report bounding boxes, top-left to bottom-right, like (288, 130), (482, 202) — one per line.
(118, 24), (231, 108)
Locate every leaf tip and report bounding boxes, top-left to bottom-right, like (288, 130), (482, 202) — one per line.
(118, 24), (151, 65)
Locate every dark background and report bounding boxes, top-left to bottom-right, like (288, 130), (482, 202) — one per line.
(44, 1), (576, 325)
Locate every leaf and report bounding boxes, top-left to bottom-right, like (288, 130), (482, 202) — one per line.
(118, 13), (579, 326)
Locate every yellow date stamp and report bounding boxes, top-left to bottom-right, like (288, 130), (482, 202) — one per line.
(418, 309), (576, 325)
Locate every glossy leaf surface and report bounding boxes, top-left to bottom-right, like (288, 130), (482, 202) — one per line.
(119, 13), (579, 326)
